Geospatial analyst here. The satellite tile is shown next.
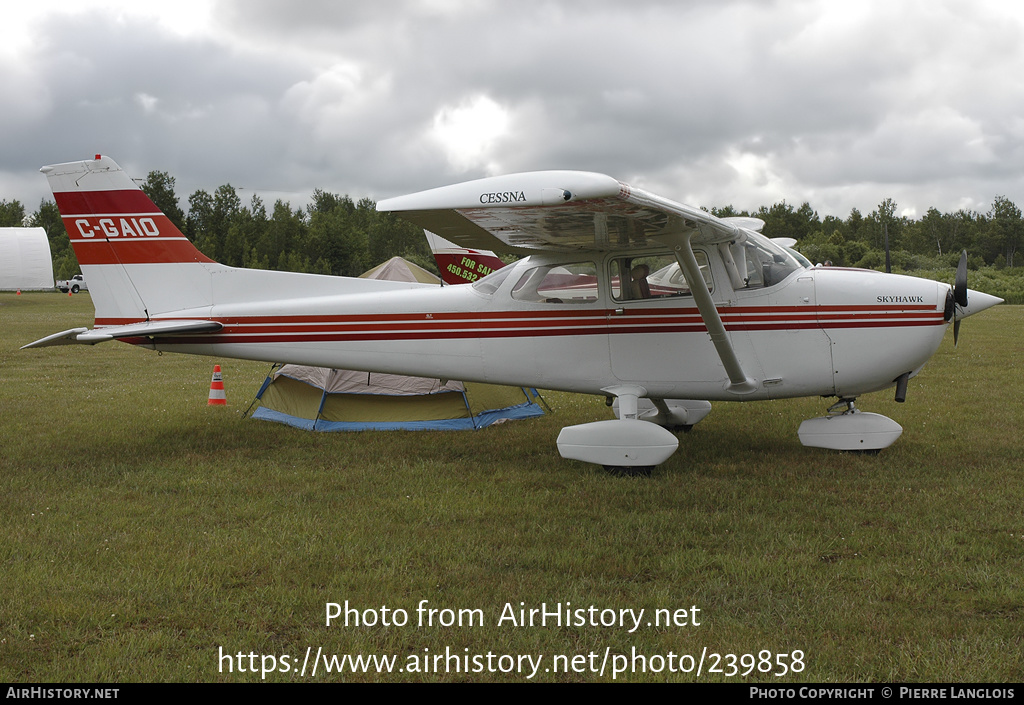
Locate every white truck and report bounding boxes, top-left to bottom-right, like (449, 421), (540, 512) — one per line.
(56, 274), (88, 294)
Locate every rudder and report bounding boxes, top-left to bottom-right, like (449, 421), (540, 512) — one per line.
(41, 156), (217, 324)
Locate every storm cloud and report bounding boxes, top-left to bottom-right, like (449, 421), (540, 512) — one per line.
(3, 0), (1023, 219)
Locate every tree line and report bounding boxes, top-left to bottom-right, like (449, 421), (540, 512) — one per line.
(3, 172), (1023, 289)
(714, 195), (1023, 273)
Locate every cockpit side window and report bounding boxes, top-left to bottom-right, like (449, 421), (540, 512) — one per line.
(510, 261), (599, 304)
(611, 251), (712, 302)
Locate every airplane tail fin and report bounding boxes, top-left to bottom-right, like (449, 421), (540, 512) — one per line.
(424, 230), (507, 285)
(41, 155), (218, 325)
(33, 156), (437, 350)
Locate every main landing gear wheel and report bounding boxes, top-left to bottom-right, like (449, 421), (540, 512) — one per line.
(602, 465), (655, 477)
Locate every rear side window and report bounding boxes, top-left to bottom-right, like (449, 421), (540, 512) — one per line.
(611, 251), (712, 301)
(511, 261), (599, 304)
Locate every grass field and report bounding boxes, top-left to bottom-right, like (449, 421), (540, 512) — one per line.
(1, 292), (1021, 683)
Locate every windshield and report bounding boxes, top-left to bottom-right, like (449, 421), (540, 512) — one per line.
(784, 246), (813, 269)
(721, 231), (806, 289)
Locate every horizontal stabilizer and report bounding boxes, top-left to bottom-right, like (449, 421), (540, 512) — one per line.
(21, 320), (222, 349)
(20, 327), (90, 348)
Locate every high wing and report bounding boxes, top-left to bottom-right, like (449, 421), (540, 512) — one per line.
(21, 320), (223, 349)
(380, 171), (762, 393)
(377, 171), (761, 254)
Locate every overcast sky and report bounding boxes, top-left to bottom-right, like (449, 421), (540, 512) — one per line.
(3, 0), (1024, 220)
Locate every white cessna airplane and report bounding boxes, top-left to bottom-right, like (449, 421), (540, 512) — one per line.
(25, 156), (1002, 470)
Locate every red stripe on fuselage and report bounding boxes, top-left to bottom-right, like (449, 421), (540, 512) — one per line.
(93, 304), (942, 328)
(98, 305), (945, 348)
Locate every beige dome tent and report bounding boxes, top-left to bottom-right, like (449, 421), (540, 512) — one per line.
(249, 257), (546, 431)
(251, 365), (546, 431)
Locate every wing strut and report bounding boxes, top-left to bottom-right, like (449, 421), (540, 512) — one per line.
(663, 231), (758, 395)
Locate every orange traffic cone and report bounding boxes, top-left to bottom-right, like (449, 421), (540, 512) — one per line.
(208, 365), (227, 405)
(16, 289), (21, 296)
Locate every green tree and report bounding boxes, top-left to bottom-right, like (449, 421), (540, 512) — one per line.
(846, 207), (865, 243)
(710, 205), (751, 219)
(29, 200), (64, 245)
(0, 199), (26, 227)
(26, 200), (79, 279)
(261, 200), (305, 271)
(306, 192), (368, 276)
(756, 201), (819, 241)
(185, 184), (243, 261)
(947, 209), (982, 261)
(186, 190), (214, 247)
(907, 207), (946, 256)
(874, 198), (901, 247)
(368, 210), (432, 268)
(223, 216), (248, 268)
(865, 198), (903, 271)
(249, 194), (267, 223)
(986, 195), (1023, 267)
(141, 171), (185, 231)
(843, 240), (869, 266)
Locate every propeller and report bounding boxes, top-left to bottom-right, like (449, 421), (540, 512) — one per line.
(944, 250), (969, 345)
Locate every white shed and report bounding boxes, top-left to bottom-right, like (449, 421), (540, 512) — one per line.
(0, 228), (54, 290)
